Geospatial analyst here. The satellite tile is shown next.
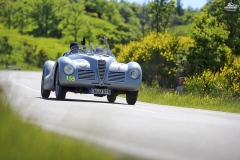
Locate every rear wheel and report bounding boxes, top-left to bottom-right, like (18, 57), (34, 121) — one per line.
(107, 94), (117, 103)
(55, 70), (66, 100)
(41, 69), (50, 98)
(126, 91), (138, 105)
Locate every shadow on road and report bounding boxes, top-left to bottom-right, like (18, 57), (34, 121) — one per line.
(36, 97), (127, 105)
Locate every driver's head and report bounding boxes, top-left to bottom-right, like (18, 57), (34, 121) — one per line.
(95, 46), (103, 54)
(70, 42), (79, 53)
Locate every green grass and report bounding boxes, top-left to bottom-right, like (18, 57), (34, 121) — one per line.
(0, 85), (132, 160)
(135, 84), (240, 114)
(168, 24), (191, 37)
(0, 24), (67, 70)
(0, 16), (118, 71)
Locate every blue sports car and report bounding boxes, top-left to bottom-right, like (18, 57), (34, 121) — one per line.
(41, 46), (142, 105)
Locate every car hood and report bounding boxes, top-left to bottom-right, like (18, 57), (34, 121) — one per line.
(66, 54), (128, 72)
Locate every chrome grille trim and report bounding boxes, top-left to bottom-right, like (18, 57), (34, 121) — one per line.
(78, 69), (95, 80)
(108, 71), (125, 82)
(98, 60), (106, 83)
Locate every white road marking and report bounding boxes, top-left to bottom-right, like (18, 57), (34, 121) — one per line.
(10, 80), (240, 125)
(12, 81), (40, 93)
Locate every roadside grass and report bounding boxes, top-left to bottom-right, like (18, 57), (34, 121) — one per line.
(135, 84), (240, 114)
(0, 86), (131, 160)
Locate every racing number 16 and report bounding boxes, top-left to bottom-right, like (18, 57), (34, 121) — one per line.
(66, 76), (75, 81)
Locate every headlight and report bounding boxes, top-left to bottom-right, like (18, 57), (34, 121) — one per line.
(129, 68), (141, 79)
(63, 64), (74, 75)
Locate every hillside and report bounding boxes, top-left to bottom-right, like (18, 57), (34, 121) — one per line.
(0, 15), (118, 70)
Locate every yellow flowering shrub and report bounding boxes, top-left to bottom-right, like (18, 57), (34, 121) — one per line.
(115, 32), (194, 87)
(184, 55), (240, 97)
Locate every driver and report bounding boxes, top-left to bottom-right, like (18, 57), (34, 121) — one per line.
(63, 42), (79, 56)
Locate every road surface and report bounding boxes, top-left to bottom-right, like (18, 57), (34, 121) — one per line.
(1, 70), (240, 160)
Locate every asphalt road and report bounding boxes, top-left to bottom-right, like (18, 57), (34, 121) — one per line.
(1, 70), (240, 160)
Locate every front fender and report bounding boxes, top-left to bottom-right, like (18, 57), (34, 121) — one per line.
(44, 60), (55, 77)
(56, 57), (75, 86)
(57, 57), (75, 73)
(43, 60), (55, 90)
(127, 61), (142, 71)
(126, 62), (142, 91)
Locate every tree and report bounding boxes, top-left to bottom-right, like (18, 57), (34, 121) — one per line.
(139, 3), (148, 37)
(0, 0), (15, 29)
(62, 0), (85, 42)
(187, 12), (229, 75)
(23, 42), (37, 69)
(12, 1), (29, 33)
(35, 49), (48, 68)
(101, 1), (124, 25)
(176, 0), (184, 16)
(148, 0), (175, 34)
(204, 0), (240, 55)
(0, 36), (13, 55)
(28, 0), (65, 37)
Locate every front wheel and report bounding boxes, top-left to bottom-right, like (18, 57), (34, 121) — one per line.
(126, 91), (138, 105)
(55, 70), (66, 100)
(107, 94), (117, 103)
(41, 70), (50, 98)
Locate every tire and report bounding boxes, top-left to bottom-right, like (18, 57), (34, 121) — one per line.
(126, 91), (138, 105)
(41, 69), (50, 98)
(107, 94), (117, 103)
(55, 70), (66, 100)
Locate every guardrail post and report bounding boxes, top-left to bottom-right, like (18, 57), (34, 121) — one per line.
(6, 65), (21, 70)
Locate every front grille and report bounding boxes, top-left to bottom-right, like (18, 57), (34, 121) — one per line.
(78, 69), (95, 80)
(108, 71), (125, 82)
(98, 60), (106, 84)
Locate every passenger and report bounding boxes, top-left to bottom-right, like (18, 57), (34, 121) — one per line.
(81, 36), (114, 56)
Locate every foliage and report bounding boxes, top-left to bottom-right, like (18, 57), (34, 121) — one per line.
(0, 0), (190, 44)
(0, 25), (67, 70)
(202, 0), (240, 55)
(0, 36), (12, 55)
(0, 0), (15, 29)
(35, 49), (49, 68)
(61, 0), (85, 42)
(101, 1), (124, 25)
(116, 32), (194, 87)
(184, 55), (240, 97)
(176, 0), (184, 16)
(148, 0), (175, 34)
(0, 35), (15, 66)
(187, 12), (230, 75)
(27, 0), (64, 37)
(0, 0), (144, 44)
(23, 42), (37, 69)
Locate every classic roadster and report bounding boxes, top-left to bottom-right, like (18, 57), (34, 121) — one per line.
(41, 46), (142, 105)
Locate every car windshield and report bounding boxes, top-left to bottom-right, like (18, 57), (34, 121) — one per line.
(78, 45), (115, 58)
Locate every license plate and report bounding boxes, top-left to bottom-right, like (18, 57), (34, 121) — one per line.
(88, 88), (111, 95)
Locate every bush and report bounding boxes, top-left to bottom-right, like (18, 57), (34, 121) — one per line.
(116, 32), (194, 87)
